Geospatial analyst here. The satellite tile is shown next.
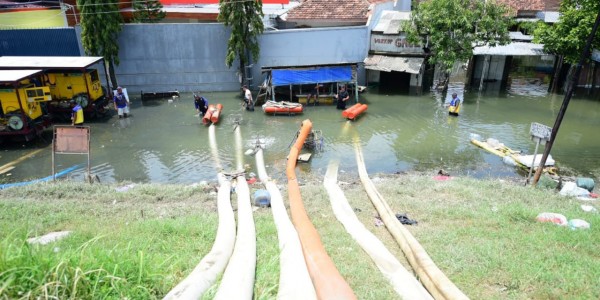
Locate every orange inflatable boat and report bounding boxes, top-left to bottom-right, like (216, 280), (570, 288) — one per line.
(262, 101), (303, 115)
(263, 106), (303, 114)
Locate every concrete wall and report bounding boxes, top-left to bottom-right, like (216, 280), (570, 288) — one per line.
(111, 23), (239, 93)
(254, 26), (370, 87)
(473, 55), (507, 82)
(92, 24), (369, 93)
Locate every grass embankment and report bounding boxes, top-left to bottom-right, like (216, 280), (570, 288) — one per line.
(0, 175), (598, 299)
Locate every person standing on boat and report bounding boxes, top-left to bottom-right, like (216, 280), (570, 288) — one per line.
(242, 85), (254, 111)
(335, 85), (350, 110)
(194, 94), (208, 116)
(113, 86), (130, 118)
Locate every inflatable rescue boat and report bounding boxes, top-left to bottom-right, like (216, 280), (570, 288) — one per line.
(262, 101), (303, 115)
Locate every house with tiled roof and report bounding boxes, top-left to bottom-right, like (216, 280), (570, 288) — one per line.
(468, 0), (563, 93)
(282, 0), (372, 28)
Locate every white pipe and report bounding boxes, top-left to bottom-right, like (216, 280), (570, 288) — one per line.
(354, 142), (469, 300)
(208, 125), (223, 171)
(324, 160), (433, 300)
(163, 125), (235, 300)
(214, 126), (257, 300)
(255, 147), (317, 300)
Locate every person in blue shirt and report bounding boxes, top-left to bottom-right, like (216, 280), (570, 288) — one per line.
(194, 94), (209, 116)
(448, 93), (461, 116)
(450, 93), (460, 107)
(113, 87), (129, 118)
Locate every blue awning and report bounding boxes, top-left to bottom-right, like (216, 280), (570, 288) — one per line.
(271, 66), (352, 86)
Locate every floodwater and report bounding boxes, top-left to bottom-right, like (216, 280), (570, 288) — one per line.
(1, 86), (599, 184)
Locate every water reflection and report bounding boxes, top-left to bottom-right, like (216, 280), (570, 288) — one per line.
(1, 88), (599, 184)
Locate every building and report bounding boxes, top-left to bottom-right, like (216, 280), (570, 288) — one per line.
(363, 9), (427, 94)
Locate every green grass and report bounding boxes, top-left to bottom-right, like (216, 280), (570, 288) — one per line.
(0, 175), (598, 299)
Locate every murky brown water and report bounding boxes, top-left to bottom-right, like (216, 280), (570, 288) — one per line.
(1, 87), (599, 184)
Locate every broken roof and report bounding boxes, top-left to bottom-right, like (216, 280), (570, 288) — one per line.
(372, 10), (410, 34)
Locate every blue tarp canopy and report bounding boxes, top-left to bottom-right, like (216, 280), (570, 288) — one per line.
(271, 66), (352, 86)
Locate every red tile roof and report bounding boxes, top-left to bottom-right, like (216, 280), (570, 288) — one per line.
(497, 0), (544, 12)
(286, 0), (371, 20)
(544, 0), (561, 11)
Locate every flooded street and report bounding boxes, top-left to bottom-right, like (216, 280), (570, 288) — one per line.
(1, 88), (599, 184)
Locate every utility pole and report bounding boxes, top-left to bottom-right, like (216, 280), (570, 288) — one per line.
(532, 8), (600, 185)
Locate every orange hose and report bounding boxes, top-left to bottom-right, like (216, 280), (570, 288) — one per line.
(202, 104), (215, 125)
(211, 103), (223, 124)
(286, 119), (357, 300)
(341, 103), (362, 118)
(347, 104), (368, 120)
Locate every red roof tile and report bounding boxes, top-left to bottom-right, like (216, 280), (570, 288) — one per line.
(286, 0), (371, 20)
(497, 0), (544, 12)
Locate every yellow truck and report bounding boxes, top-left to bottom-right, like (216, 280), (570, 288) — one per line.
(0, 56), (110, 120)
(0, 70), (52, 142)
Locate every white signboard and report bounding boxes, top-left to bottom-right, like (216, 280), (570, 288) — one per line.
(370, 33), (423, 54)
(530, 122), (552, 141)
(592, 49), (600, 63)
(113, 88), (130, 102)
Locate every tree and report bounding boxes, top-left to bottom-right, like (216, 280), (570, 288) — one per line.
(133, 0), (166, 23)
(534, 0), (600, 93)
(534, 0), (600, 65)
(77, 0), (123, 89)
(218, 0), (264, 87)
(403, 0), (512, 72)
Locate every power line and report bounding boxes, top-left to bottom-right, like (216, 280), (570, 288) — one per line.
(0, 0), (266, 19)
(0, 0), (259, 9)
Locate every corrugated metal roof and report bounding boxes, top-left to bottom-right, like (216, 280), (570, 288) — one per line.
(0, 28), (80, 56)
(0, 56), (103, 69)
(473, 42), (545, 56)
(373, 10), (410, 34)
(363, 55), (423, 74)
(509, 31), (534, 41)
(0, 69), (43, 83)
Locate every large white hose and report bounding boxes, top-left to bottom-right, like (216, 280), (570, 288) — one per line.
(163, 124), (235, 300)
(323, 160), (433, 300)
(214, 124), (257, 300)
(255, 147), (317, 300)
(354, 142), (469, 300)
